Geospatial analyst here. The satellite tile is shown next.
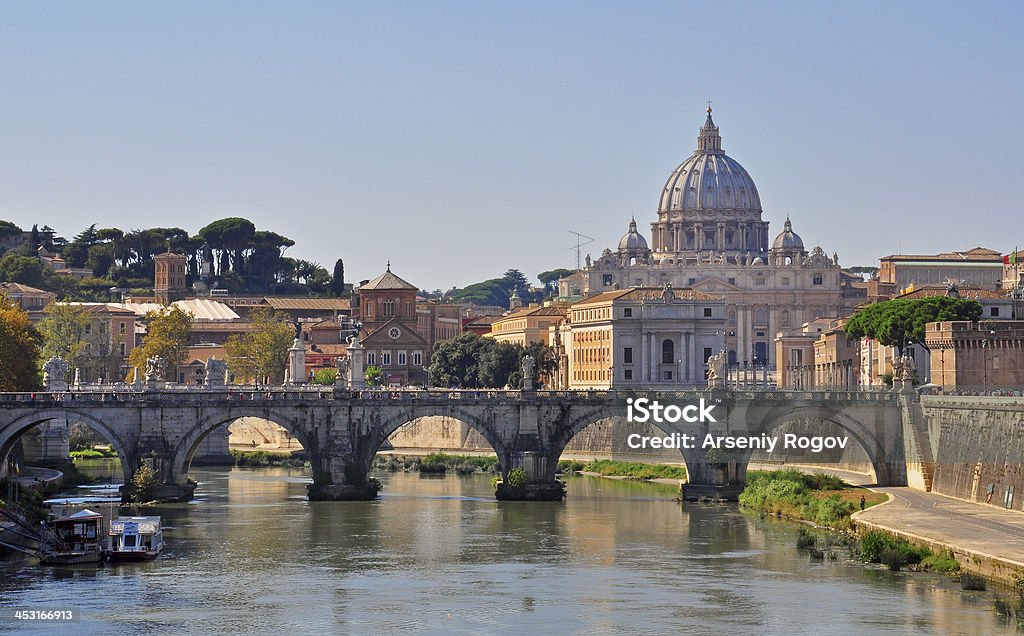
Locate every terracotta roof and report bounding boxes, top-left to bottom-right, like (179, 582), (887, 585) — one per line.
(492, 305), (567, 324)
(0, 282), (52, 295)
(882, 247), (1003, 262)
(895, 285), (1008, 300)
(573, 287), (722, 306)
(359, 266), (418, 291)
(308, 343), (349, 356)
(260, 297), (351, 311)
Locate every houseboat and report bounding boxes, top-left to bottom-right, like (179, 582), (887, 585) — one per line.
(106, 516), (164, 561)
(38, 509), (104, 565)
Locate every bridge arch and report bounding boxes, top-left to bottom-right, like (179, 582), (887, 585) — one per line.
(546, 404), (697, 483)
(360, 406), (512, 473)
(0, 408), (134, 484)
(170, 407), (311, 483)
(744, 406), (888, 484)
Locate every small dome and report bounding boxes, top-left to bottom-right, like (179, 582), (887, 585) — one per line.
(772, 216), (804, 251)
(618, 218), (649, 251)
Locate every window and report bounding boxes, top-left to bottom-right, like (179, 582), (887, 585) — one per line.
(991, 307), (1000, 317)
(623, 308), (632, 317)
(813, 273), (823, 285)
(705, 231), (715, 244)
(624, 369), (632, 380)
(781, 277), (790, 286)
(703, 308), (712, 317)
(398, 352), (407, 365)
(602, 274), (613, 287)
(119, 342), (126, 356)
(755, 277), (766, 286)
(688, 278), (696, 286)
(663, 370), (673, 381)
(728, 277), (736, 286)
(623, 347), (633, 364)
(661, 339), (674, 364)
(382, 352), (392, 365)
(703, 347), (713, 363)
(367, 352), (376, 365)
(413, 351), (422, 366)
(119, 322), (126, 335)
(383, 299), (395, 317)
(84, 324), (92, 335)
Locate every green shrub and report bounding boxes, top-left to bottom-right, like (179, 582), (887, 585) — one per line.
(921, 550), (960, 573)
(859, 530), (930, 566)
(796, 527), (817, 550)
(506, 467), (528, 487)
(557, 459), (585, 473)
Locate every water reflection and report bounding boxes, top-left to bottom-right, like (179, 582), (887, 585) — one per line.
(0, 467), (1015, 635)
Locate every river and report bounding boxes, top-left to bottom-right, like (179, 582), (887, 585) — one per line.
(0, 465), (1016, 634)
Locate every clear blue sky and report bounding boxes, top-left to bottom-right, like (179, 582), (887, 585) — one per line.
(1, 2), (1021, 291)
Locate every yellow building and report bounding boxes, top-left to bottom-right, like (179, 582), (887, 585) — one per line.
(488, 304), (567, 347)
(566, 286), (725, 389)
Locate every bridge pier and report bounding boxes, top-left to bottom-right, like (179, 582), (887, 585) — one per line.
(306, 455), (381, 501)
(680, 458), (747, 501)
(495, 450), (566, 501)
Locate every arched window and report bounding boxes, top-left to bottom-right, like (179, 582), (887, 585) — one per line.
(383, 299), (395, 317)
(755, 308), (767, 325)
(662, 339), (674, 364)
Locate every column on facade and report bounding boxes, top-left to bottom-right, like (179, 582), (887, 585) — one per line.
(649, 333), (657, 383)
(687, 332), (697, 386)
(695, 223), (703, 251)
(717, 223), (725, 251)
(678, 335), (686, 384)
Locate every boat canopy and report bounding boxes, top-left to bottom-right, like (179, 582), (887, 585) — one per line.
(109, 517), (161, 535)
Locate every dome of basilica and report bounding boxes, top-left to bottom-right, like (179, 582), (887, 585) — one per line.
(657, 109), (762, 216)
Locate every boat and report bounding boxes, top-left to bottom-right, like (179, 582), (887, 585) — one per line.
(38, 509), (104, 565)
(106, 516), (164, 561)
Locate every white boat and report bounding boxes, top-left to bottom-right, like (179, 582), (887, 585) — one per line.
(38, 509), (104, 565)
(106, 516), (164, 561)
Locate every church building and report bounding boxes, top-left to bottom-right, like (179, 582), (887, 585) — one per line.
(561, 108), (861, 368)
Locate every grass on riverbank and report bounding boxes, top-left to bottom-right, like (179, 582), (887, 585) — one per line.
(69, 447), (118, 460)
(555, 459), (687, 481)
(857, 530), (961, 573)
(738, 469), (885, 528)
(373, 453), (500, 475)
(230, 449), (308, 468)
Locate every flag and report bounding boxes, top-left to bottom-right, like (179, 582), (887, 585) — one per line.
(1004, 249), (1019, 265)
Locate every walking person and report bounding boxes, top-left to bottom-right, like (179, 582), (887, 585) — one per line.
(859, 495), (866, 511)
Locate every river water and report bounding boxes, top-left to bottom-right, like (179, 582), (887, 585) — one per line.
(0, 465), (1016, 635)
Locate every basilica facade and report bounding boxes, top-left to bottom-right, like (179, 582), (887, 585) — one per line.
(560, 109), (862, 368)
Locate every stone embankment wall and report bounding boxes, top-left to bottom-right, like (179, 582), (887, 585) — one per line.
(922, 396), (1024, 508)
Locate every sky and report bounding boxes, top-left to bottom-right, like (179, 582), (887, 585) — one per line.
(1, 2), (1022, 291)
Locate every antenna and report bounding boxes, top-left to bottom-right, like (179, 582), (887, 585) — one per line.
(567, 230), (594, 270)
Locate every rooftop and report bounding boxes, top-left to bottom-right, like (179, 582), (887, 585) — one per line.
(572, 287), (723, 306)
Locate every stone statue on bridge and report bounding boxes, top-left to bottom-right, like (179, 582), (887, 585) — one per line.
(707, 350), (727, 387)
(42, 357), (69, 391)
(521, 355), (535, 390)
(145, 356), (165, 384)
(894, 351), (917, 384)
(335, 356), (348, 387)
(205, 357), (227, 388)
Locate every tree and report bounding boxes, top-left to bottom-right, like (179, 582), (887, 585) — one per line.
(523, 341), (558, 388)
(364, 365), (385, 387)
(537, 268), (577, 294)
(0, 254), (44, 287)
(311, 368), (338, 385)
(223, 307), (293, 384)
(129, 306), (193, 381)
(844, 296), (982, 354)
(38, 303), (91, 375)
(0, 220), (21, 243)
(331, 259), (345, 297)
(0, 295), (41, 391)
(428, 333), (526, 388)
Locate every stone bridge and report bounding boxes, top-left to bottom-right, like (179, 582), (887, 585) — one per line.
(0, 387), (914, 501)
